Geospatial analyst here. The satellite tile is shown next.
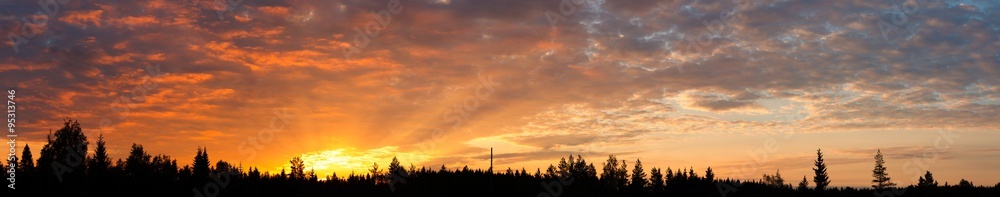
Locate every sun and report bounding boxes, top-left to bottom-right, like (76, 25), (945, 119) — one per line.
(289, 147), (432, 178)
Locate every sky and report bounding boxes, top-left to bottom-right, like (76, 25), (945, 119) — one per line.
(2, 0), (999, 187)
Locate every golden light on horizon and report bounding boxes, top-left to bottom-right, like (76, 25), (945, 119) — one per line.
(289, 146), (432, 177)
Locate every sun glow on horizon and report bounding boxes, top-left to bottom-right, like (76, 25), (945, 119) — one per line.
(283, 146), (431, 177)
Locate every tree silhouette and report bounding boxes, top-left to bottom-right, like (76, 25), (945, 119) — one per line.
(797, 175), (809, 191)
(557, 156), (570, 177)
(600, 154), (628, 192)
(1, 157), (7, 178)
(813, 148), (830, 191)
(125, 143), (152, 178)
(648, 167), (663, 192)
(687, 167), (698, 181)
(872, 149), (896, 190)
(308, 168), (318, 182)
(18, 144), (33, 175)
(705, 167), (715, 182)
(918, 171), (938, 187)
(37, 119), (89, 185)
(665, 167), (673, 181)
(544, 164), (557, 179)
(86, 134), (110, 179)
(629, 158), (647, 192)
(959, 179), (973, 187)
(193, 146), (210, 183)
(369, 162), (384, 184)
(8, 145), (26, 191)
(763, 169), (786, 188)
(386, 156), (407, 191)
(290, 156), (306, 181)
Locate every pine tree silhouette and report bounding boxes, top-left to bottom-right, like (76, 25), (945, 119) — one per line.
(649, 167), (663, 192)
(813, 148), (830, 191)
(629, 158), (647, 192)
(797, 175), (809, 191)
(86, 134), (110, 180)
(918, 171), (938, 187)
(872, 149), (896, 190)
(193, 147), (211, 183)
(18, 144), (33, 175)
(704, 167), (715, 182)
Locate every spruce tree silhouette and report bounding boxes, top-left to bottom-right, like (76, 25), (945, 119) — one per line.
(193, 147), (211, 184)
(557, 156), (570, 177)
(387, 156), (406, 191)
(649, 167), (663, 192)
(688, 167), (698, 181)
(18, 144), (33, 175)
(813, 148), (831, 191)
(17, 143), (33, 191)
(797, 175), (809, 191)
(872, 149), (895, 190)
(599, 154), (628, 193)
(544, 164), (556, 179)
(705, 167), (715, 182)
(152, 154), (178, 182)
(629, 158), (647, 193)
(665, 167), (673, 182)
(617, 159), (628, 187)
(917, 171), (938, 187)
(308, 168), (318, 182)
(86, 134), (111, 181)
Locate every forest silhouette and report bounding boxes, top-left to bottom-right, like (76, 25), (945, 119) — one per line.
(4, 119), (998, 196)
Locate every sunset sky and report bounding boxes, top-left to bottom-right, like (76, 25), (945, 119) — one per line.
(2, 0), (999, 187)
